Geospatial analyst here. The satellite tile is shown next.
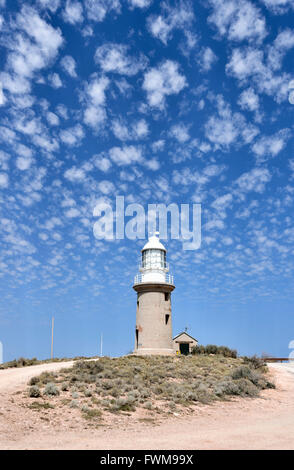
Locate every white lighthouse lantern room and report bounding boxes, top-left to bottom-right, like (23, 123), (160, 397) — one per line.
(133, 233), (175, 355)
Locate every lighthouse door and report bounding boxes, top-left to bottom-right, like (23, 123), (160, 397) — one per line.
(180, 343), (189, 355)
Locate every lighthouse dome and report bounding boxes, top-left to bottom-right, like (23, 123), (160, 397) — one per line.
(142, 234), (166, 252)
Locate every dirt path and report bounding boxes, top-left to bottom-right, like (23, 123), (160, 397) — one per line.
(0, 361), (76, 393)
(0, 362), (294, 449)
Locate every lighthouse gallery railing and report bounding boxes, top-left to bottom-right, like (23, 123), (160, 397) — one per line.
(134, 273), (174, 285)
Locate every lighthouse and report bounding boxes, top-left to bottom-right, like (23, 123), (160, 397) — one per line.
(133, 233), (175, 355)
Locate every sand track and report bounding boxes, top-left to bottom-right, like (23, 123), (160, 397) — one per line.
(0, 361), (294, 450)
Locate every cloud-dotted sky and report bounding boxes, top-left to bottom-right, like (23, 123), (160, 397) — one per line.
(0, 0), (294, 360)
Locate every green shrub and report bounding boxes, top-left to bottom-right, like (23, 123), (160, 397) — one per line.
(38, 372), (56, 385)
(82, 407), (102, 420)
(233, 378), (259, 397)
(44, 382), (59, 396)
(101, 379), (113, 390)
(61, 382), (69, 391)
(231, 365), (257, 382)
(29, 385), (41, 398)
(144, 401), (152, 410)
(69, 399), (79, 408)
(191, 344), (237, 358)
(243, 355), (266, 370)
(112, 397), (136, 412)
(29, 376), (40, 386)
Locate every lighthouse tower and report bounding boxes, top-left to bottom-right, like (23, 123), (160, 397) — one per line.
(133, 233), (175, 355)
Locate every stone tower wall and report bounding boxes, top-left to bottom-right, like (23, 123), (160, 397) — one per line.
(133, 284), (175, 355)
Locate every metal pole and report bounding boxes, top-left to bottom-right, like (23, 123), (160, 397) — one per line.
(51, 317), (54, 360)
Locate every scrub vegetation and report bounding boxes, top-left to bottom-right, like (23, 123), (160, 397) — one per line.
(25, 352), (274, 422)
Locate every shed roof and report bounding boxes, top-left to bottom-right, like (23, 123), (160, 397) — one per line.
(173, 332), (198, 342)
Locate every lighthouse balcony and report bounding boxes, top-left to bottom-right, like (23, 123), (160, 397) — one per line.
(138, 261), (169, 272)
(134, 273), (174, 286)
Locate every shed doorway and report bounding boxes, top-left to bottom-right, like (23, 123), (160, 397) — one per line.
(179, 343), (189, 355)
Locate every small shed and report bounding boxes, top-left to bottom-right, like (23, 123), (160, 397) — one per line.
(173, 332), (198, 355)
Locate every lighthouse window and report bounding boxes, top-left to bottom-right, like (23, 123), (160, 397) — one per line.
(142, 249), (165, 269)
(165, 293), (170, 301)
(136, 329), (139, 348)
(165, 314), (170, 325)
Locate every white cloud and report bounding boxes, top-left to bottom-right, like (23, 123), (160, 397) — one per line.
(169, 123), (190, 143)
(0, 82), (5, 105)
(48, 73), (62, 88)
(111, 118), (149, 141)
(60, 55), (77, 77)
(95, 43), (147, 76)
(205, 95), (259, 149)
(16, 156), (33, 170)
(144, 158), (160, 171)
(274, 29), (294, 51)
(0, 72), (31, 95)
(16, 143), (33, 159)
(205, 218), (225, 231)
(98, 180), (115, 194)
(260, 0), (294, 14)
(197, 47), (217, 72)
(114, 78), (132, 97)
(65, 207), (80, 217)
(235, 167), (271, 193)
(64, 166), (87, 182)
(207, 0), (267, 43)
(226, 44), (292, 103)
(15, 6), (62, 74)
(211, 193), (233, 211)
(142, 60), (186, 109)
(251, 129), (290, 160)
(86, 76), (109, 105)
(0, 172), (9, 188)
(93, 154), (112, 172)
(1, 6), (63, 102)
(62, 1), (84, 24)
(227, 48), (264, 81)
(128, 0), (152, 8)
(85, 0), (121, 22)
(267, 29), (294, 72)
(0, 125), (17, 144)
(37, 0), (60, 12)
(60, 124), (84, 146)
(33, 134), (59, 152)
(84, 106), (107, 129)
(46, 112), (60, 126)
(133, 119), (149, 139)
(0, 150), (10, 171)
(109, 145), (143, 165)
(84, 75), (109, 129)
(238, 87), (259, 112)
(173, 164), (225, 189)
(147, 0), (194, 45)
(152, 140), (165, 152)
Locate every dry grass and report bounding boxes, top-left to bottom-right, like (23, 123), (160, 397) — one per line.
(24, 354), (274, 423)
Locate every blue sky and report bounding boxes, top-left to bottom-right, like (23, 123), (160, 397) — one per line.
(0, 0), (294, 361)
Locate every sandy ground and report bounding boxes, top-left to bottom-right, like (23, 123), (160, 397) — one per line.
(0, 361), (294, 450)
